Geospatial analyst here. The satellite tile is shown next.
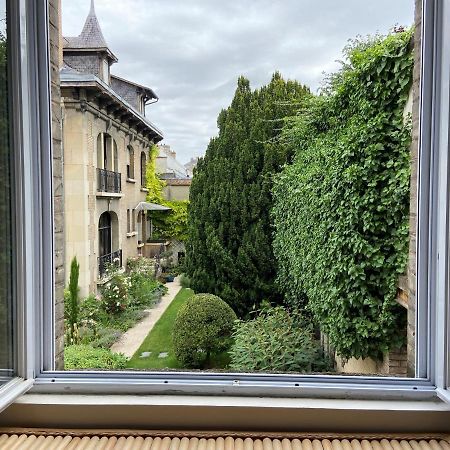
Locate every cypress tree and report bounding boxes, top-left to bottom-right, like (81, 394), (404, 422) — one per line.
(186, 73), (310, 316)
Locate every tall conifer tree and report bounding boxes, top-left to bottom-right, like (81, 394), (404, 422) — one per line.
(186, 73), (310, 316)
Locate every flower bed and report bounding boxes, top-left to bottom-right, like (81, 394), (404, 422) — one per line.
(64, 257), (167, 369)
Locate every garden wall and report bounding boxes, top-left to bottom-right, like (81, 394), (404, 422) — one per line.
(51, 0), (65, 369)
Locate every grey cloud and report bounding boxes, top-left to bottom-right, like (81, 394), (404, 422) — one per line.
(63, 0), (413, 163)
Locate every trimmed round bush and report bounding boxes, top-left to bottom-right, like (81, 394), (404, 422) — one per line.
(172, 293), (237, 368)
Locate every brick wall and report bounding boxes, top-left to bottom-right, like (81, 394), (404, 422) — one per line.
(49, 0), (64, 369)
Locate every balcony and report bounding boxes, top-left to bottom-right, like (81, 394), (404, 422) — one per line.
(97, 168), (122, 194)
(98, 249), (122, 278)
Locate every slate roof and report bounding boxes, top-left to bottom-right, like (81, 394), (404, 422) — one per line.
(64, 0), (118, 62)
(111, 74), (158, 101)
(60, 68), (164, 141)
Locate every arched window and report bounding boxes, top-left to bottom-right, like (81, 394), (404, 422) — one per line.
(127, 145), (135, 179)
(98, 212), (112, 258)
(140, 151), (147, 187)
(98, 211), (122, 276)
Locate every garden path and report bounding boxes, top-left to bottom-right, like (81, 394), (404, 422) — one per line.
(110, 277), (182, 358)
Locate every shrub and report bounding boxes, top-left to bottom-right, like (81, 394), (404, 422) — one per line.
(128, 271), (164, 308)
(126, 256), (155, 276)
(100, 271), (130, 314)
(172, 293), (237, 368)
(86, 327), (122, 349)
(64, 344), (127, 370)
(229, 306), (330, 373)
(65, 257), (80, 344)
(179, 274), (191, 289)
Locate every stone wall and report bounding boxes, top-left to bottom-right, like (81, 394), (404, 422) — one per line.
(406, 0), (422, 377)
(49, 0), (64, 369)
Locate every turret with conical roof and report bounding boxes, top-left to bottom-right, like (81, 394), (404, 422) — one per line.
(63, 0), (117, 84)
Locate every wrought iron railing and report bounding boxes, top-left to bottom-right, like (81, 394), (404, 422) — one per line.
(97, 168), (122, 193)
(98, 249), (122, 277)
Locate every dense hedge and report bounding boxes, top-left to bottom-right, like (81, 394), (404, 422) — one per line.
(186, 73), (311, 316)
(272, 30), (413, 360)
(64, 345), (127, 370)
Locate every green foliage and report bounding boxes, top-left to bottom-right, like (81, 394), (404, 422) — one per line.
(186, 73), (311, 316)
(180, 274), (191, 289)
(64, 345), (127, 370)
(127, 288), (195, 370)
(172, 293), (237, 368)
(100, 269), (130, 314)
(229, 305), (330, 373)
(151, 200), (189, 241)
(126, 257), (166, 308)
(66, 257), (80, 344)
(272, 30), (413, 360)
(145, 145), (189, 241)
(146, 144), (166, 204)
(71, 258), (166, 351)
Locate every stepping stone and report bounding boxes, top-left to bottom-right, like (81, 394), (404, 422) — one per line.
(140, 351), (152, 358)
(158, 352), (169, 358)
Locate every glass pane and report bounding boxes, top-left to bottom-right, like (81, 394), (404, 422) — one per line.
(0, 0), (15, 385)
(59, 0), (418, 377)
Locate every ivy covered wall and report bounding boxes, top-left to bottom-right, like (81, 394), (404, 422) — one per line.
(272, 30), (414, 360)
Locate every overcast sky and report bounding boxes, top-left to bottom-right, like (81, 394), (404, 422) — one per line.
(62, 0), (414, 164)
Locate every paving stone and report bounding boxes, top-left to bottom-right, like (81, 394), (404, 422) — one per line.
(158, 352), (169, 358)
(140, 351), (152, 358)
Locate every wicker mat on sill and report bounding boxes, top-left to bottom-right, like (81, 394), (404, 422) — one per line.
(0, 431), (449, 450)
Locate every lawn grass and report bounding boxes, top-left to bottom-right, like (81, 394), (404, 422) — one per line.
(127, 287), (231, 370)
(126, 287), (189, 369)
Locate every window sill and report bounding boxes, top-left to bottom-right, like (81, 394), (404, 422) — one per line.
(140, 187), (149, 193)
(126, 232), (137, 237)
(1, 394), (450, 432)
(126, 178), (136, 183)
(96, 192), (124, 198)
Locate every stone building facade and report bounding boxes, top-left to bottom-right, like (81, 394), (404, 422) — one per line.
(61, 0), (163, 297)
(51, 0), (64, 369)
(156, 144), (192, 202)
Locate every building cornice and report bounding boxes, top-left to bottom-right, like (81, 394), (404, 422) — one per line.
(63, 99), (155, 147)
(61, 72), (163, 143)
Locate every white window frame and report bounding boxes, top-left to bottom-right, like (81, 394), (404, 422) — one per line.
(3, 0), (449, 407)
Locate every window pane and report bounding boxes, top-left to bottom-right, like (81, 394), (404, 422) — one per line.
(0, 1), (15, 385)
(58, 0), (418, 377)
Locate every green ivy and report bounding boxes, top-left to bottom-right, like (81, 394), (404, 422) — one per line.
(272, 30), (413, 360)
(145, 145), (189, 241)
(146, 144), (166, 204)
